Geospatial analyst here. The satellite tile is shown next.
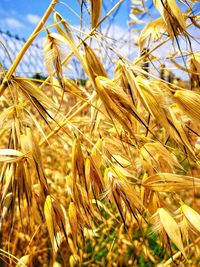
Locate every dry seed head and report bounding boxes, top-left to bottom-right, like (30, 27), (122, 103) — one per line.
(84, 42), (107, 82)
(142, 142), (182, 172)
(68, 202), (78, 246)
(114, 59), (129, 91)
(188, 53), (200, 88)
(95, 76), (148, 137)
(135, 76), (170, 131)
(181, 204), (200, 233)
(153, 0), (186, 40)
(154, 208), (185, 255)
(142, 173), (200, 192)
(139, 17), (166, 50)
(44, 195), (56, 254)
(54, 12), (74, 43)
(167, 106), (195, 157)
(44, 33), (65, 88)
(174, 89), (200, 125)
(16, 255), (30, 267)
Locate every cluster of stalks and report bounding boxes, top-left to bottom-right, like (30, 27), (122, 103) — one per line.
(0, 0), (200, 266)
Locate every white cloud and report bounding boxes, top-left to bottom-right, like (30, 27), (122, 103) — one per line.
(26, 14), (40, 25)
(4, 18), (23, 28)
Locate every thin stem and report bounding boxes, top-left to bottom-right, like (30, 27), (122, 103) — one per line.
(0, 0), (58, 96)
(162, 236), (200, 267)
(39, 92), (96, 147)
(39, 0), (125, 89)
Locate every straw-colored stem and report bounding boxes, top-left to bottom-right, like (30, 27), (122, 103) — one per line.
(39, 92), (96, 147)
(0, 0), (58, 96)
(161, 236), (200, 267)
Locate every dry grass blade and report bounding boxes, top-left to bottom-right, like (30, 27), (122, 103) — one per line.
(89, 0), (102, 28)
(0, 149), (25, 163)
(142, 173), (200, 192)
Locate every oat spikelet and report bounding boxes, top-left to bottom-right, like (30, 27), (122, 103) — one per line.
(44, 195), (56, 254)
(0, 192), (12, 229)
(71, 136), (86, 189)
(153, 208), (185, 255)
(89, 0), (102, 28)
(114, 59), (129, 93)
(54, 12), (74, 43)
(174, 89), (200, 125)
(104, 168), (141, 223)
(139, 17), (166, 50)
(85, 156), (104, 198)
(68, 202), (78, 246)
(188, 53), (200, 88)
(84, 41), (107, 82)
(142, 173), (200, 192)
(44, 33), (65, 88)
(181, 204), (200, 233)
(153, 0), (186, 40)
(141, 142), (182, 173)
(95, 76), (149, 137)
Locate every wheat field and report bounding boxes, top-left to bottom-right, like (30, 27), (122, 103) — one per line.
(0, 0), (200, 266)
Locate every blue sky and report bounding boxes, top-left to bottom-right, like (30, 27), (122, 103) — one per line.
(0, 0), (199, 45)
(0, 0), (138, 76)
(0, 0), (135, 39)
(0, 0), (199, 79)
